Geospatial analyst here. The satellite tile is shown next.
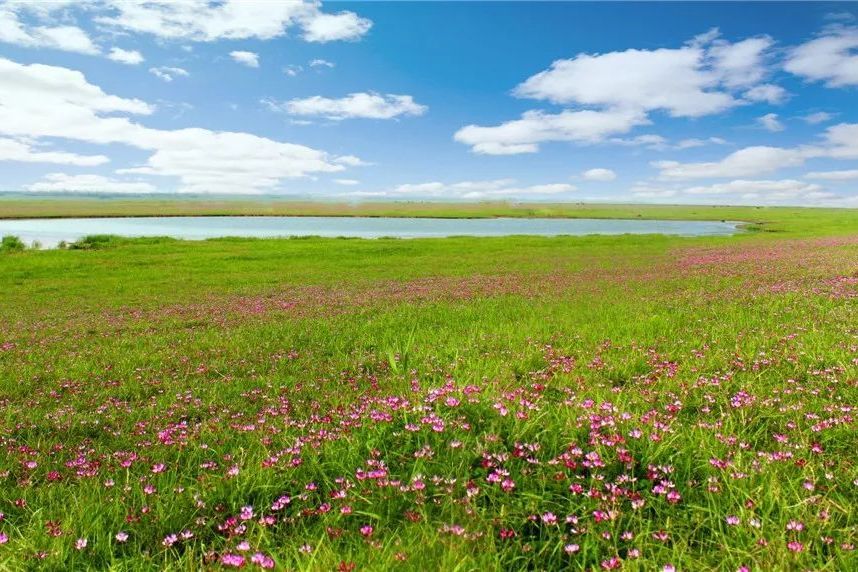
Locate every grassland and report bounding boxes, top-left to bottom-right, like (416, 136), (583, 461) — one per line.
(0, 204), (856, 570)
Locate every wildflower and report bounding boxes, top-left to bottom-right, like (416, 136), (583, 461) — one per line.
(542, 512), (557, 525)
(787, 540), (804, 553)
(499, 528), (516, 540)
(115, 531), (129, 543)
(237, 541), (251, 552)
(75, 538), (87, 550)
(726, 515), (740, 526)
(360, 525), (374, 537)
(240, 506), (254, 521)
(162, 534), (177, 547)
(152, 463), (166, 473)
(564, 544), (580, 554)
(786, 520), (804, 532)
(250, 552), (275, 569)
(299, 544), (313, 554)
(663, 565), (676, 572)
(0, 533), (8, 544)
(221, 553), (245, 567)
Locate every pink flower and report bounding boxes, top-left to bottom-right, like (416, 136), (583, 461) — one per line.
(152, 463), (166, 473)
(237, 541), (251, 552)
(787, 541), (804, 553)
(564, 544), (580, 554)
(221, 553), (245, 567)
(726, 515), (740, 526)
(115, 531), (129, 543)
(542, 512), (557, 525)
(360, 525), (374, 537)
(0, 533), (8, 544)
(786, 520), (804, 532)
(75, 538), (87, 550)
(251, 553), (275, 569)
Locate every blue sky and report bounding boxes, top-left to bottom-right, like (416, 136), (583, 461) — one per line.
(1, 1), (858, 206)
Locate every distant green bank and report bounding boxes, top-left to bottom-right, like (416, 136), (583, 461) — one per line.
(1, 197), (857, 236)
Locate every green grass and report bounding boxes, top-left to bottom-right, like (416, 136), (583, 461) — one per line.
(2, 198), (858, 235)
(0, 205), (856, 570)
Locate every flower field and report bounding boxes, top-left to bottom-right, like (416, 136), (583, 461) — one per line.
(0, 206), (856, 570)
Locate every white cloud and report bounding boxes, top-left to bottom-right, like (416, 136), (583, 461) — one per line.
(817, 122), (858, 158)
(581, 168), (616, 182)
(26, 173), (157, 193)
(301, 10), (372, 43)
(97, 0), (371, 44)
(683, 179), (826, 199)
(654, 146), (806, 180)
(456, 31), (780, 155)
(309, 58), (335, 68)
(149, 66), (189, 82)
(0, 137), (109, 166)
(707, 35), (774, 88)
(230, 50), (259, 68)
(283, 64), (303, 77)
(743, 83), (788, 104)
(0, 56), (358, 194)
(805, 169), (858, 180)
(609, 134), (727, 151)
(271, 92), (427, 120)
(455, 108), (649, 155)
(631, 179), (837, 206)
(802, 111), (834, 124)
(333, 155), (369, 167)
(758, 113), (785, 132)
(107, 47), (144, 65)
(0, 3), (99, 54)
(333, 178), (359, 186)
(785, 28), (858, 87)
(511, 32), (773, 117)
(371, 179), (577, 200)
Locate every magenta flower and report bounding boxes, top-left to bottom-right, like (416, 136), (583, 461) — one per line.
(221, 553), (245, 567)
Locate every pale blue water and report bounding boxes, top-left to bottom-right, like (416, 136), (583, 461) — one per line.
(0, 216), (739, 248)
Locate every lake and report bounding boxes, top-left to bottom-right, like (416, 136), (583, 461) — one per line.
(0, 216), (739, 248)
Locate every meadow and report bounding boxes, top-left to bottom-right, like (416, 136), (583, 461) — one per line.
(0, 203), (856, 570)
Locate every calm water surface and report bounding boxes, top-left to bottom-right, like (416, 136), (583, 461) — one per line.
(0, 216), (739, 248)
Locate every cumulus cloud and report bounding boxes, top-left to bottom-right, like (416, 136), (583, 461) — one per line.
(0, 3), (99, 54)
(301, 10), (372, 43)
(802, 111), (834, 124)
(359, 179), (577, 200)
(455, 109), (649, 155)
(96, 0), (371, 44)
(309, 58), (335, 68)
(107, 47), (144, 65)
(0, 56), (358, 194)
(632, 179), (835, 206)
(785, 27), (858, 87)
(149, 66), (189, 82)
(743, 83), (788, 104)
(581, 168), (617, 182)
(268, 92), (427, 120)
(0, 137), (109, 166)
(229, 50), (259, 68)
(804, 169), (858, 180)
(456, 30), (781, 154)
(758, 113), (785, 132)
(25, 173), (158, 193)
(654, 146), (806, 180)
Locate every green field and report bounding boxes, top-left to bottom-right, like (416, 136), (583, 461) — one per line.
(0, 204), (856, 570)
